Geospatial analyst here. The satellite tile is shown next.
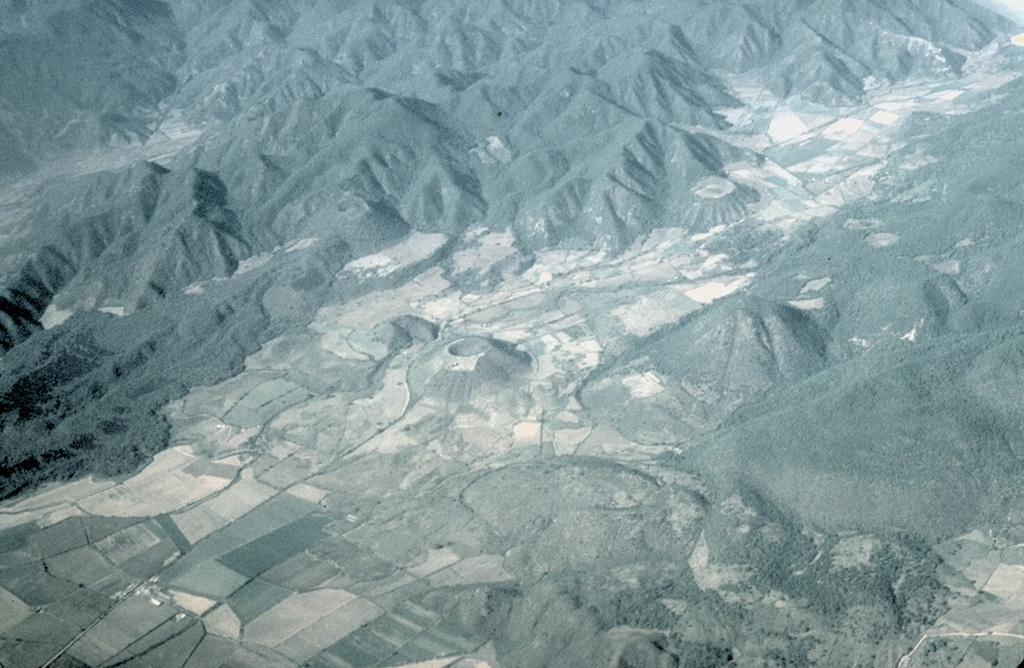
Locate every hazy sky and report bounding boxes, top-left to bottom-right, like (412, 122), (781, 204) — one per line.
(977, 0), (1024, 25)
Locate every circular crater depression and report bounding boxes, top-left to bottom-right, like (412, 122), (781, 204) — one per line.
(408, 336), (533, 405)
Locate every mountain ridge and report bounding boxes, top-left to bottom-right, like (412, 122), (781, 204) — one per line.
(2, 2), (1024, 666)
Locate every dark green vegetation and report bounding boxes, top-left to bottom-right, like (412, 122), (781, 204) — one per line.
(0, 294), (268, 500)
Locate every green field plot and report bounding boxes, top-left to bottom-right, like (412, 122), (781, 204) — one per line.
(217, 515), (330, 578)
(107, 616), (203, 668)
(242, 588), (357, 647)
(364, 579), (431, 612)
(169, 560), (249, 599)
(274, 634), (324, 665)
(385, 617), (484, 666)
(0, 559), (83, 606)
(117, 537), (180, 580)
(274, 597), (385, 663)
(215, 491), (319, 546)
(0, 521), (35, 552)
(324, 623), (403, 668)
(43, 586), (113, 631)
(68, 595), (177, 666)
(178, 475), (278, 541)
(94, 521), (162, 564)
(156, 513), (192, 552)
(348, 571), (420, 600)
(226, 577), (292, 623)
(223, 645), (307, 668)
(183, 458), (239, 480)
(260, 552), (342, 591)
(82, 515), (148, 544)
(391, 601), (439, 630)
(323, 610), (479, 668)
(362, 613), (421, 647)
(308, 536), (395, 584)
(46, 546), (118, 587)
(158, 529), (243, 584)
(135, 621), (205, 668)
(0, 612), (80, 668)
(0, 522), (38, 568)
(160, 493), (318, 586)
(29, 516), (89, 557)
(415, 624), (482, 655)
(0, 587), (32, 633)
(385, 636), (455, 665)
(182, 635), (238, 668)
(305, 653), (351, 668)
(223, 378), (310, 428)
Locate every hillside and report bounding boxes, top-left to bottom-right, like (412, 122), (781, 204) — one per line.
(3, 1), (1024, 667)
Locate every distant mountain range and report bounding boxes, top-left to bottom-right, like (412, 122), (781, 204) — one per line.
(2, 0), (1022, 599)
(4, 1), (1024, 667)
